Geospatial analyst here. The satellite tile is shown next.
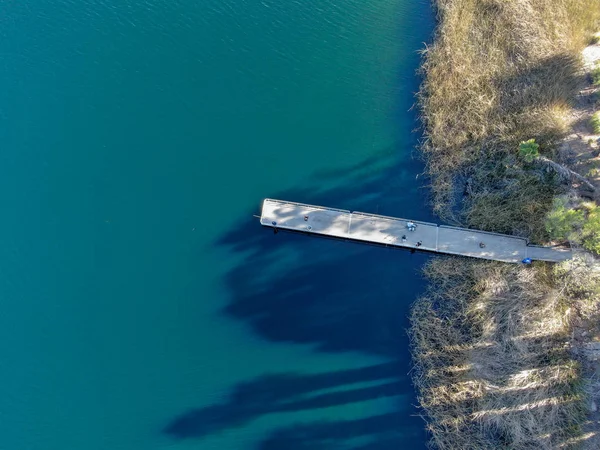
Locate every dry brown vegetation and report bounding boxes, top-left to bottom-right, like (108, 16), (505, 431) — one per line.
(410, 256), (600, 449)
(420, 0), (600, 226)
(411, 0), (600, 448)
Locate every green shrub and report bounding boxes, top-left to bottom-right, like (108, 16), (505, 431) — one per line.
(582, 206), (600, 253)
(587, 167), (600, 177)
(519, 139), (540, 163)
(591, 111), (600, 134)
(592, 66), (600, 86)
(545, 197), (585, 241)
(546, 198), (600, 253)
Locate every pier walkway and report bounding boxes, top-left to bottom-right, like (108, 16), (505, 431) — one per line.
(260, 199), (572, 263)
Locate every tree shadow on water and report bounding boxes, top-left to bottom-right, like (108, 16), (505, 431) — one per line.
(259, 411), (423, 450)
(219, 148), (434, 357)
(164, 362), (421, 443)
(164, 148), (434, 448)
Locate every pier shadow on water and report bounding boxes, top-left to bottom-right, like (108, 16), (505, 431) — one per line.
(164, 148), (435, 449)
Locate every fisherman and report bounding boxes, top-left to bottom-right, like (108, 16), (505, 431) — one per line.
(416, 241), (422, 247)
(407, 221), (416, 231)
(479, 242), (486, 248)
(401, 235), (407, 242)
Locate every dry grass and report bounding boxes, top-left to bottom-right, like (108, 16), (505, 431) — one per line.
(410, 256), (600, 449)
(411, 0), (600, 448)
(464, 166), (559, 242)
(419, 0), (600, 222)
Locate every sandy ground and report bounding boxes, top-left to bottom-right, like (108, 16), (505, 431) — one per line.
(583, 44), (600, 70)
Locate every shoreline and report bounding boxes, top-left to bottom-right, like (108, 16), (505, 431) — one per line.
(410, 1), (600, 448)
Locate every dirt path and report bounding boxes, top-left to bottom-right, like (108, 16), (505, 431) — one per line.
(563, 42), (600, 450)
(558, 44), (600, 201)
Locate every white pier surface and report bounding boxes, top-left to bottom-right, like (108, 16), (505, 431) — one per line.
(260, 199), (572, 264)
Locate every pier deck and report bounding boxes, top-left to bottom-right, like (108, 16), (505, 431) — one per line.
(260, 199), (572, 264)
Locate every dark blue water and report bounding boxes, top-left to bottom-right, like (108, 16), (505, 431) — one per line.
(0, 0), (433, 448)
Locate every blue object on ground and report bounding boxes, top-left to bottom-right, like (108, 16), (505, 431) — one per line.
(522, 257), (532, 264)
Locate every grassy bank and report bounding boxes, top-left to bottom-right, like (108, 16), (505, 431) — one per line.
(411, 256), (600, 448)
(412, 0), (600, 448)
(421, 0), (599, 229)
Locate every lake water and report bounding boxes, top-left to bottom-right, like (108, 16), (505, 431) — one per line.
(0, 0), (434, 449)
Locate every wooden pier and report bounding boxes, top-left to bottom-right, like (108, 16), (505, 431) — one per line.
(260, 199), (572, 264)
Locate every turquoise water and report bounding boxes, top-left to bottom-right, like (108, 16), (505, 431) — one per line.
(0, 0), (433, 449)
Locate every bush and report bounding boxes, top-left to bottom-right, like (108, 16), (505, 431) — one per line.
(591, 111), (600, 134)
(519, 139), (540, 162)
(582, 205), (600, 253)
(545, 197), (584, 241)
(587, 167), (600, 177)
(592, 66), (600, 85)
(545, 197), (600, 253)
